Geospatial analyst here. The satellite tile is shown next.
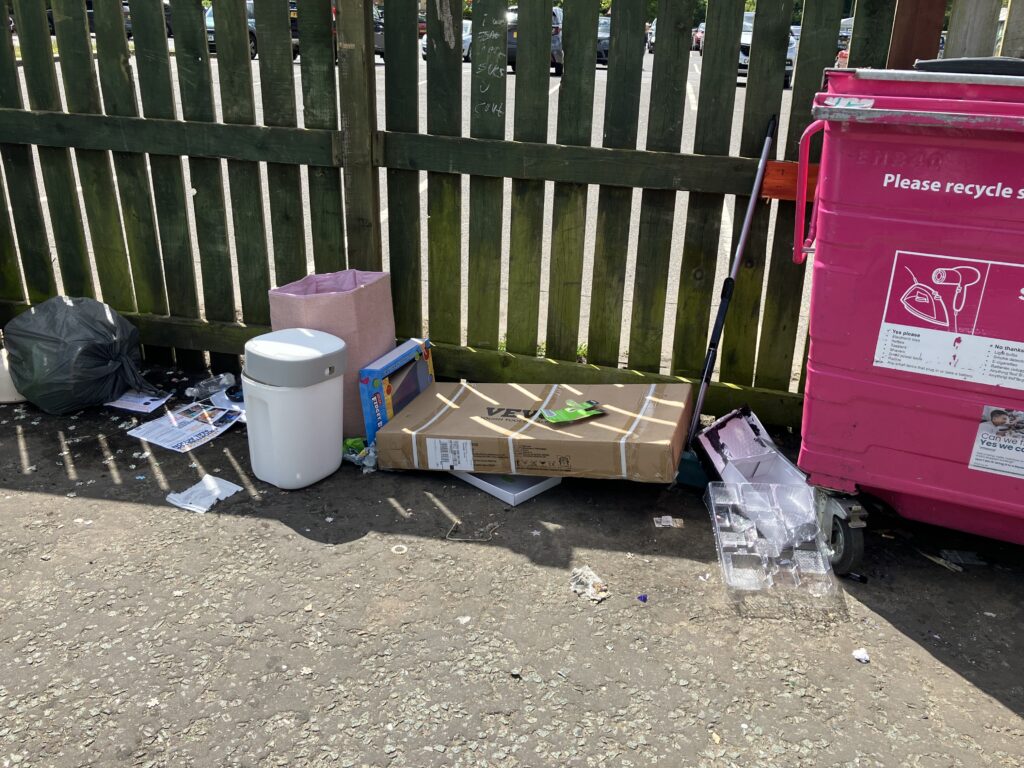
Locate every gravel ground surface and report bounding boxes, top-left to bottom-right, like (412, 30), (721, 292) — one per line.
(1, 399), (1021, 767)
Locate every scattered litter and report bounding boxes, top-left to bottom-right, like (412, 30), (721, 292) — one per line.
(105, 390), (172, 413)
(445, 521), (500, 542)
(570, 566), (610, 603)
(132, 451), (151, 460)
(711, 732), (721, 745)
(983, 611), (997, 618)
(210, 387), (246, 423)
(129, 464), (136, 470)
(653, 515), (684, 528)
(637, 594), (648, 603)
(65, 492), (77, 498)
(166, 475), (243, 514)
(698, 573), (710, 582)
(325, 516), (334, 523)
(300, 667), (313, 677)
(304, 604), (313, 612)
(135, 475), (146, 481)
(184, 373), (236, 401)
(342, 438), (377, 473)
(915, 548), (963, 573)
(129, 399), (242, 453)
(456, 616), (471, 625)
(390, 544), (408, 555)
(939, 549), (988, 567)
(852, 648), (870, 664)
(530, 529), (542, 537)
(73, 518), (92, 525)
(172, 590), (185, 597)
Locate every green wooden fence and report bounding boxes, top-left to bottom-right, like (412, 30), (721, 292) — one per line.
(0, 0), (893, 427)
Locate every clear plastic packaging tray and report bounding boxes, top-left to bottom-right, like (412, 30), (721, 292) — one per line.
(705, 482), (837, 599)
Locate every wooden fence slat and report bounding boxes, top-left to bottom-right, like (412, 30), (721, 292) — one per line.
(887, 0), (943, 68)
(671, 0), (744, 377)
(338, 0), (382, 269)
(848, 0), (897, 68)
(130, 0), (203, 370)
(505, 0), (549, 355)
(94, 0), (168, 317)
(255, 0), (306, 286)
(169, 0), (236, 371)
(627, 0), (694, 373)
(215, 0), (271, 326)
(425, 0), (463, 345)
(719, 0), (793, 386)
(0, 10), (52, 302)
(11, 0), (93, 298)
(0, 157), (19, 301)
(545, 0), (600, 361)
(299, 0), (346, 273)
(466, 0), (507, 349)
(755, 0), (843, 392)
(1001, 0), (1024, 57)
(383, 0), (422, 338)
(52, 0), (135, 312)
(946, 0), (1001, 58)
(587, 2), (646, 368)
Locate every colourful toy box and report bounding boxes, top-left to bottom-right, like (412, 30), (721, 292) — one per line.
(359, 338), (434, 443)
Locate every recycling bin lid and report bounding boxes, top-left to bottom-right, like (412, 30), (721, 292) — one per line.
(244, 328), (347, 388)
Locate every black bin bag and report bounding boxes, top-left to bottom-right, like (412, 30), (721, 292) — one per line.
(3, 296), (154, 415)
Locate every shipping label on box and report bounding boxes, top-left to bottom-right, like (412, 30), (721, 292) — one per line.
(375, 382), (693, 483)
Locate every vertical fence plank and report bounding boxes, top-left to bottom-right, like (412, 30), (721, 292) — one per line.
(505, 0), (549, 355)
(1001, 0), (1024, 57)
(946, 0), (1000, 58)
(215, 0), (271, 326)
(425, 0), (463, 345)
(546, 0), (599, 361)
(299, 0), (346, 273)
(0, 10), (52, 302)
(338, 0), (382, 269)
(94, 0), (168, 317)
(0, 175), (19, 301)
(466, 0), (507, 349)
(255, 0), (306, 286)
(11, 0), (93, 298)
(52, 0), (135, 312)
(131, 0), (203, 370)
(719, 0), (793, 386)
(848, 0), (897, 68)
(755, 0), (843, 392)
(587, 3), (646, 368)
(887, 0), (943, 68)
(627, 0), (693, 373)
(170, 0), (235, 371)
(384, 0), (422, 338)
(671, 0), (744, 377)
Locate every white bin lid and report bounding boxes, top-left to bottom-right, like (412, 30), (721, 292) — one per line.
(244, 328), (347, 388)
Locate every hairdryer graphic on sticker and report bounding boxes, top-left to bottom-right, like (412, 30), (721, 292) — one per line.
(931, 266), (981, 334)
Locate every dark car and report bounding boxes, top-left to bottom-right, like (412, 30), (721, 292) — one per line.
(206, 1), (258, 59)
(596, 15), (610, 65)
(506, 6), (563, 76)
(124, 2), (173, 39)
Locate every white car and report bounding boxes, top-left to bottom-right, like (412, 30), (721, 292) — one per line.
(421, 18), (473, 62)
(737, 13), (797, 89)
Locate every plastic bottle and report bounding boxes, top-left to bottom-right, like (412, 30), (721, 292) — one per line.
(185, 373), (236, 400)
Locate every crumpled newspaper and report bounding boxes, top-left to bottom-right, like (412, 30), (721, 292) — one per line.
(166, 475), (243, 513)
(570, 566), (610, 603)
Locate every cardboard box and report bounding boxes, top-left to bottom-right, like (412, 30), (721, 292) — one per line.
(359, 338), (434, 444)
(376, 382), (693, 482)
(451, 472), (561, 506)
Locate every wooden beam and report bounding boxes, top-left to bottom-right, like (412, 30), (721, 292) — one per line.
(946, 0), (1001, 58)
(1000, 0), (1024, 57)
(887, 0), (945, 68)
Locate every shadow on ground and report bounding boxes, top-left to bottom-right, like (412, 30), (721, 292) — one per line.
(1, 399), (1021, 717)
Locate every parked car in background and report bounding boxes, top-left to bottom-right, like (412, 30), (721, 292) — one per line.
(692, 22), (705, 51)
(290, 2), (380, 61)
(596, 15), (610, 65)
(421, 19), (472, 62)
(648, 18), (656, 53)
(418, 14), (427, 37)
(48, 2), (132, 35)
(506, 6), (563, 75)
(124, 2), (173, 39)
(790, 25), (801, 43)
(206, 2), (258, 59)
(8, 15), (14, 34)
(735, 13), (797, 88)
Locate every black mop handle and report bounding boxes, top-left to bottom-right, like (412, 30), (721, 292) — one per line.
(686, 116), (777, 448)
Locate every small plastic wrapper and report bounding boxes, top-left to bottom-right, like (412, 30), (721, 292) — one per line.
(705, 482), (837, 600)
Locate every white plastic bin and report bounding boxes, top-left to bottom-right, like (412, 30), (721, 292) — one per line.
(242, 328), (347, 489)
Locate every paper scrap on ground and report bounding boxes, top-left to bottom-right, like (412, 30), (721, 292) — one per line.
(852, 648), (870, 664)
(105, 389), (172, 413)
(166, 475), (243, 513)
(570, 566), (610, 603)
(653, 515), (684, 528)
(210, 388), (246, 423)
(128, 400), (242, 452)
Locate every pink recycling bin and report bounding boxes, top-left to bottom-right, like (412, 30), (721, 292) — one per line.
(795, 68), (1024, 545)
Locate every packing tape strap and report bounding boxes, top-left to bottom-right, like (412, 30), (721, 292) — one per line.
(619, 384), (657, 479)
(411, 383), (467, 469)
(507, 384), (560, 473)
